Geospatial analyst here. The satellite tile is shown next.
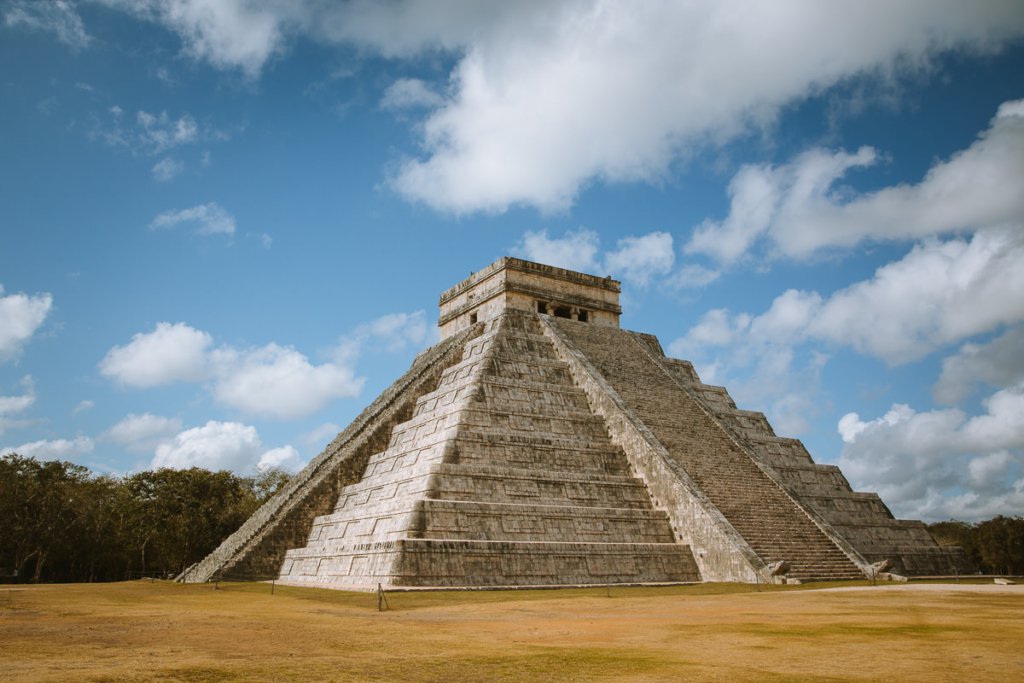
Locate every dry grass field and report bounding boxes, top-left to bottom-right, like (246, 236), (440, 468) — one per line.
(1, 580), (1021, 682)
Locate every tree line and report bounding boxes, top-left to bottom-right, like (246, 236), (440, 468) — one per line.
(0, 453), (289, 583)
(926, 517), (1024, 575)
(3, 452), (1022, 583)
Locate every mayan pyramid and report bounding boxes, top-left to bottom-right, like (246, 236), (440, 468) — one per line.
(179, 257), (968, 589)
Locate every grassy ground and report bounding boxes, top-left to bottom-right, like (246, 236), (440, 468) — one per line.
(1, 580), (1021, 682)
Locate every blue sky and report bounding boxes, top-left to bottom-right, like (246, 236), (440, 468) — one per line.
(2, 1), (1023, 522)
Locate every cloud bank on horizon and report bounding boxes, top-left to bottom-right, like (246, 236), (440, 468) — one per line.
(2, 0), (1023, 521)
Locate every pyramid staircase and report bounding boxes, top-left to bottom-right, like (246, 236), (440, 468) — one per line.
(277, 312), (700, 589)
(547, 318), (864, 581)
(184, 256), (968, 589)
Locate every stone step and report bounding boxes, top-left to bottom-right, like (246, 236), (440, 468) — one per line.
(430, 463), (654, 509)
(414, 499), (677, 543)
(552, 318), (862, 578)
(280, 539), (701, 589)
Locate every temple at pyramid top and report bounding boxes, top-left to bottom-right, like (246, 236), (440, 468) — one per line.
(439, 257), (623, 338)
(181, 255), (970, 590)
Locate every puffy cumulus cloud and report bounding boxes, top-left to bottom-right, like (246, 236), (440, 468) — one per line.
(151, 420), (300, 473)
(97, 0), (294, 79)
(211, 343), (363, 420)
(688, 100), (1024, 263)
(381, 78), (445, 111)
(99, 311), (426, 420)
(933, 327), (1024, 405)
(0, 436), (95, 460)
(151, 157), (184, 182)
(604, 232), (674, 288)
(675, 228), (1024, 367)
(0, 284), (53, 361)
(0, 376), (36, 435)
(335, 310), (433, 364)
(836, 384), (1024, 520)
(515, 229), (601, 274)
(382, 2), (1024, 213)
(256, 445), (304, 473)
(0, 375), (35, 416)
(3, 0), (91, 49)
(670, 307), (828, 437)
(92, 2), (1024, 212)
(809, 228), (1024, 364)
(149, 202), (236, 235)
(514, 228), (675, 287)
(103, 412), (183, 452)
(674, 309), (750, 350)
(99, 322), (213, 387)
(664, 264), (721, 290)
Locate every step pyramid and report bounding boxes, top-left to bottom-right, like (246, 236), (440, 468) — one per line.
(179, 257), (969, 589)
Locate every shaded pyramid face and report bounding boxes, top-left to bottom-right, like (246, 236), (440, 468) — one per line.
(278, 311), (701, 589)
(181, 258), (970, 589)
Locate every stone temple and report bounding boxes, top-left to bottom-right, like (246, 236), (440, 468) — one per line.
(180, 258), (968, 589)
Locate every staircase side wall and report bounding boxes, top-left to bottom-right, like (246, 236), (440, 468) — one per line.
(658, 338), (971, 575)
(540, 316), (762, 582)
(176, 324), (482, 583)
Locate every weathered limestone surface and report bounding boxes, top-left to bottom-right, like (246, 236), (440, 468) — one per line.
(276, 312), (699, 589)
(176, 324), (481, 583)
(543, 317), (865, 582)
(439, 257), (621, 339)
(183, 256), (967, 589)
(648, 334), (970, 576)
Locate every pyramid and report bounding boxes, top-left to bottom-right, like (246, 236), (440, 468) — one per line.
(179, 258), (968, 589)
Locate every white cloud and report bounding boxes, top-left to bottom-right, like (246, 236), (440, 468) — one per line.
(104, 412), (183, 452)
(1, 436), (94, 460)
(99, 0), (293, 79)
(688, 100), (1024, 262)
(665, 263), (721, 290)
(837, 384), (1024, 520)
(92, 2), (1024, 213)
(514, 228), (675, 287)
(301, 422), (341, 449)
(669, 302), (828, 436)
(72, 399), (95, 415)
(675, 228), (1024, 366)
(808, 228), (1024, 364)
(933, 327), (1024, 405)
(99, 322), (213, 387)
(95, 108), (206, 156)
(604, 232), (674, 288)
(380, 3), (1024, 213)
(515, 229), (601, 274)
(0, 285), (53, 361)
(151, 157), (184, 181)
(136, 110), (198, 152)
(211, 343), (363, 419)
(335, 310), (432, 363)
(381, 78), (444, 110)
(256, 445), (304, 473)
(149, 202), (236, 235)
(0, 376), (36, 435)
(0, 375), (35, 415)
(99, 312), (426, 420)
(3, 0), (91, 49)
(151, 420), (296, 473)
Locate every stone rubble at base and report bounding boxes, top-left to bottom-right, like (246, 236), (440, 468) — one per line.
(179, 257), (970, 590)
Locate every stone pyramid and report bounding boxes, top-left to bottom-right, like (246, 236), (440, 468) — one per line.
(180, 258), (968, 589)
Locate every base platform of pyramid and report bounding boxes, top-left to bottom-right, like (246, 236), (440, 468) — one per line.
(179, 258), (969, 589)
